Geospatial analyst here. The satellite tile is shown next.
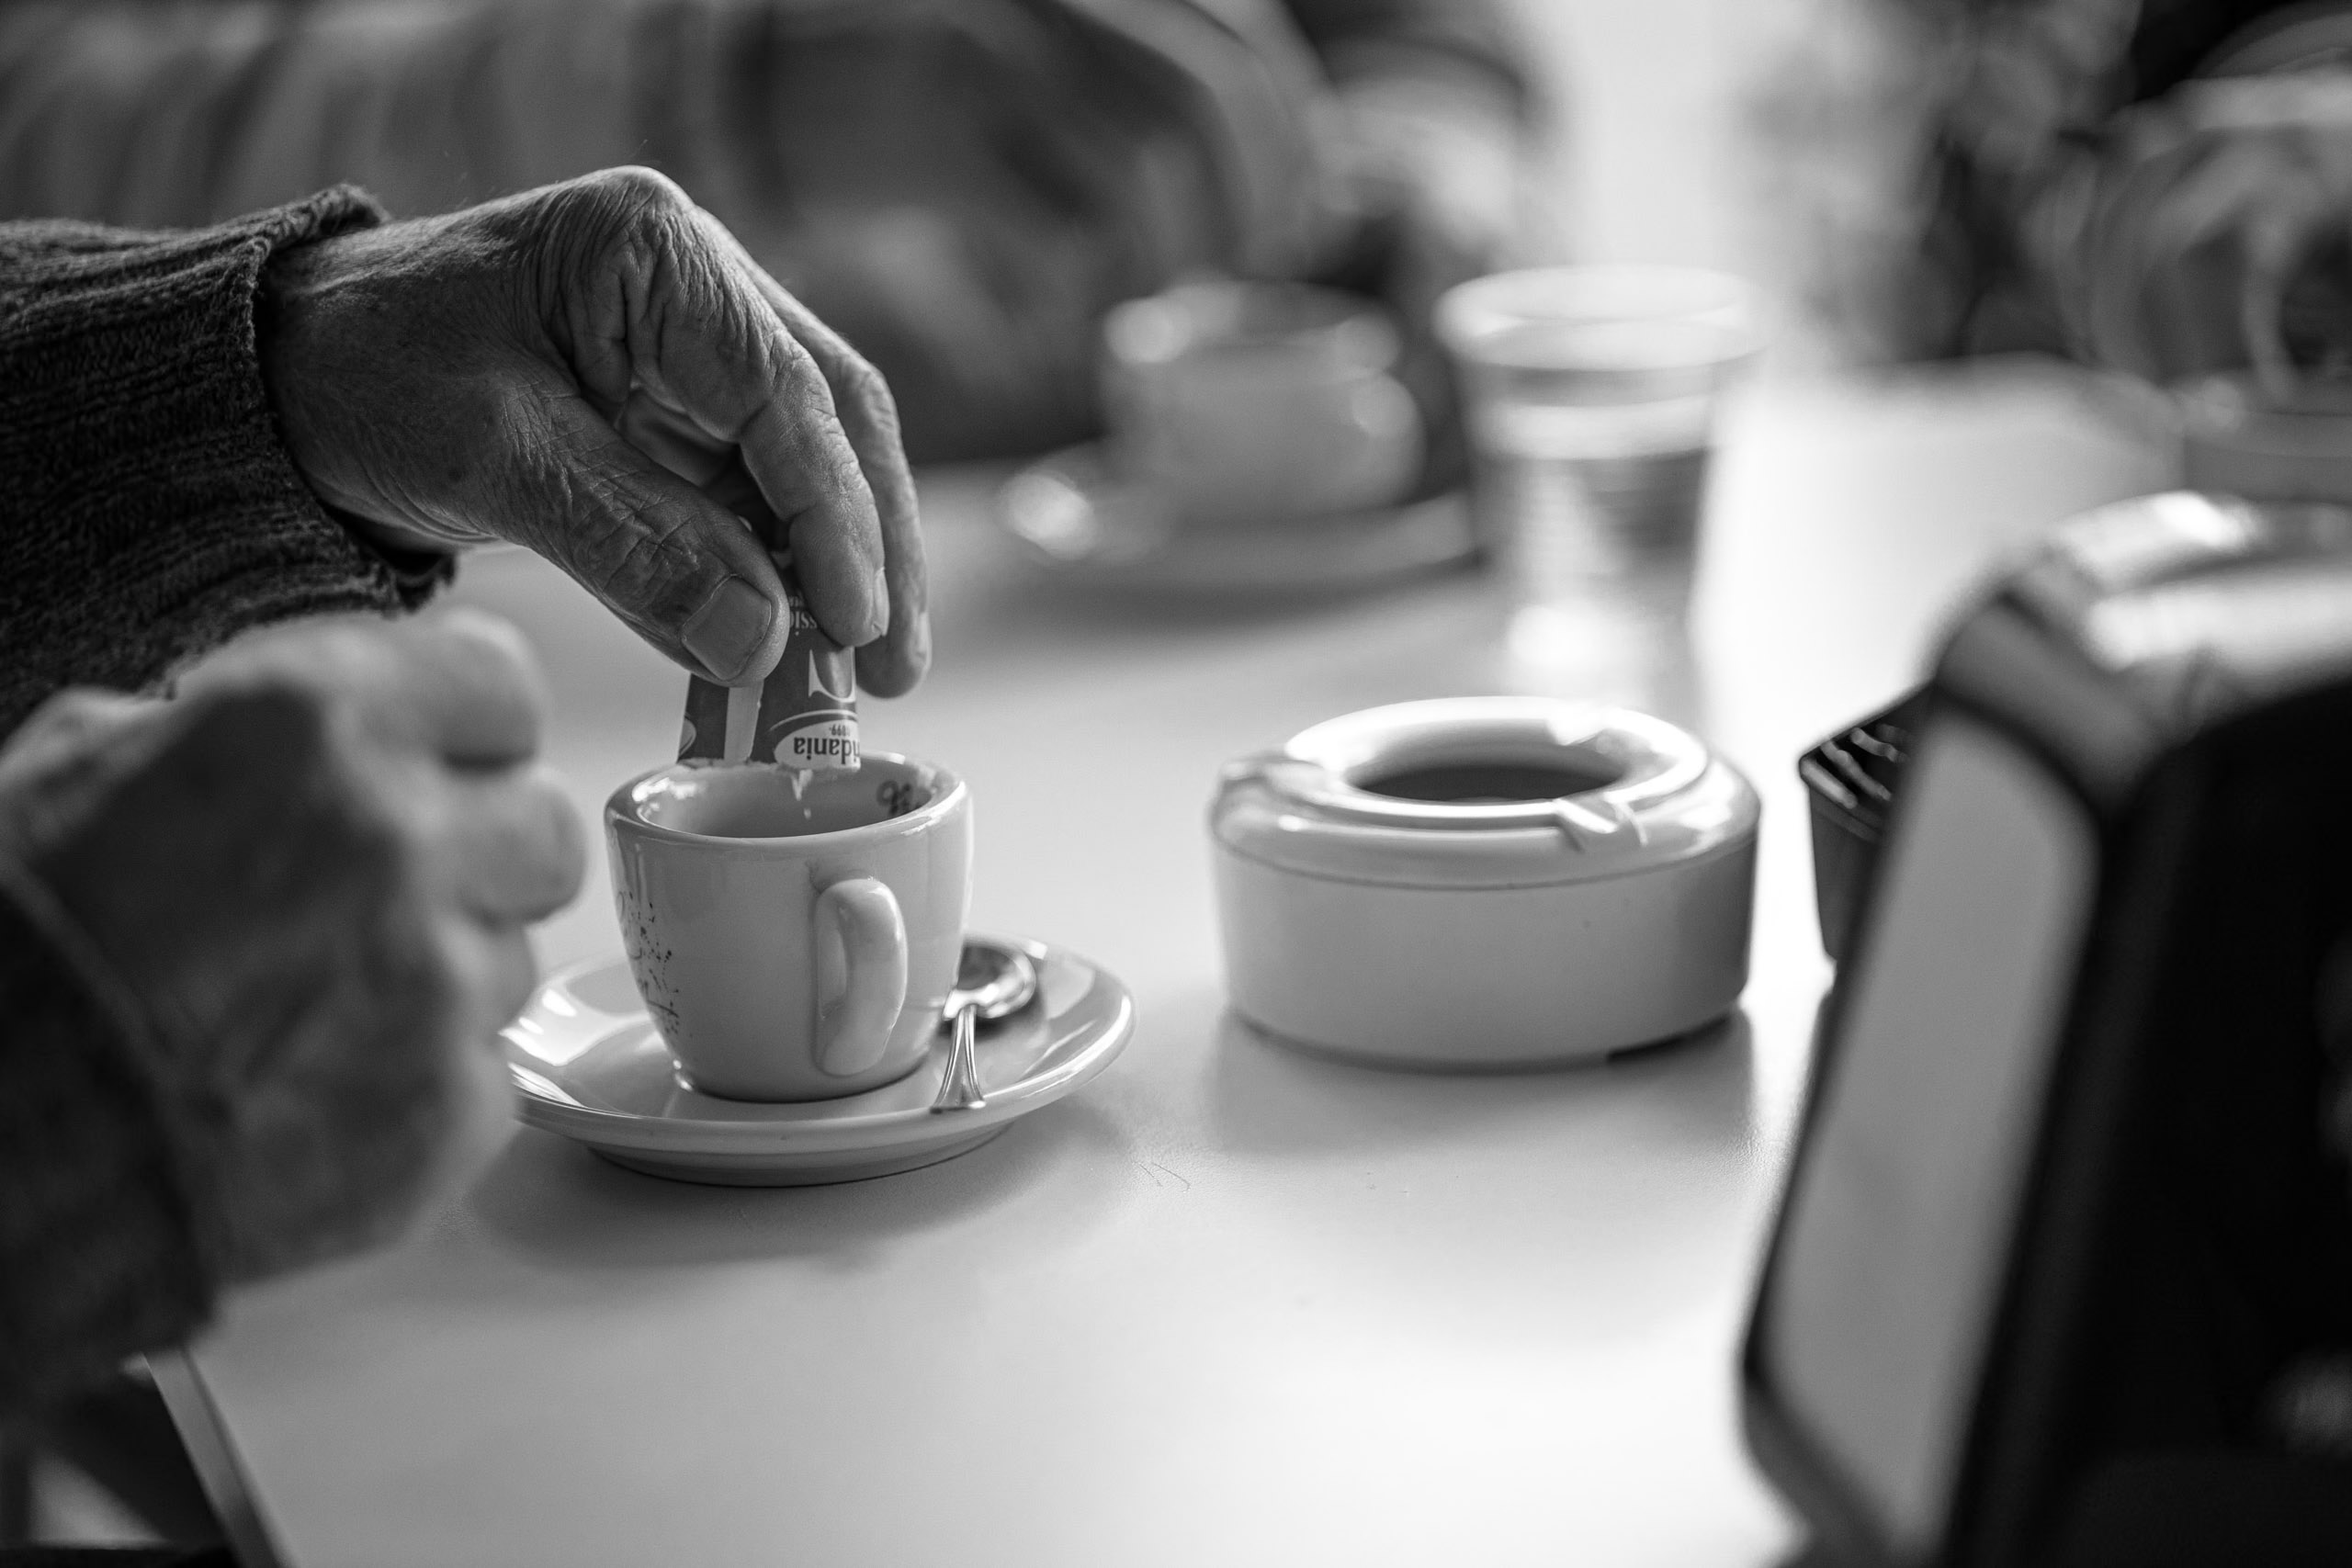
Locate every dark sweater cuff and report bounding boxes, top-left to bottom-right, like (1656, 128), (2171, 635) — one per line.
(0, 186), (452, 738)
(0, 857), (212, 1421)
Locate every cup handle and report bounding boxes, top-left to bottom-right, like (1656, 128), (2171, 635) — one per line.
(813, 876), (908, 1077)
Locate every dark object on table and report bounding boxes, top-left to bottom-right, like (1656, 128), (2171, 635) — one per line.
(0, 1363), (225, 1559)
(1747, 493), (2352, 1568)
(1796, 693), (1922, 963)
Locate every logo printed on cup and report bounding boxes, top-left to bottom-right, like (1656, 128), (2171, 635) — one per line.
(679, 570), (860, 771)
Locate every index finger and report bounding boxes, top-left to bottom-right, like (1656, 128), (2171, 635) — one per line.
(701, 217), (929, 696)
(618, 202), (889, 650)
(185, 609), (548, 769)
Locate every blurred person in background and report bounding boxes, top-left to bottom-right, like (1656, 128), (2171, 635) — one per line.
(0, 0), (1534, 477)
(1758, 0), (2352, 390)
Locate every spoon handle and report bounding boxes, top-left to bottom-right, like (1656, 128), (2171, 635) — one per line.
(930, 1002), (987, 1113)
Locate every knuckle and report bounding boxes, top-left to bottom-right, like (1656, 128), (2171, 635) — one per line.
(580, 164), (688, 219)
(577, 495), (715, 628)
(430, 605), (530, 665)
(843, 357), (902, 431)
(183, 679), (336, 757)
(431, 608), (547, 718)
(203, 615), (396, 708)
(510, 771), (587, 908)
(537, 164), (685, 237)
(18, 686), (145, 744)
(536, 166), (696, 300)
(770, 325), (826, 394)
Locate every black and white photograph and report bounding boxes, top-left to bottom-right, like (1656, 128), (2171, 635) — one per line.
(2, 2), (2350, 1564)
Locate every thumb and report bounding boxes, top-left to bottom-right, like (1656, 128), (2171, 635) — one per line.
(498, 380), (792, 683)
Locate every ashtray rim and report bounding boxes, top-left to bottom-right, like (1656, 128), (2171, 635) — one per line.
(1211, 698), (1759, 890)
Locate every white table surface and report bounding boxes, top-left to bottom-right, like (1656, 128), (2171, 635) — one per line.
(187, 362), (2177, 1568)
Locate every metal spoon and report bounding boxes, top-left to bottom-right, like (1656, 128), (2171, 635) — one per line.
(929, 938), (1040, 1112)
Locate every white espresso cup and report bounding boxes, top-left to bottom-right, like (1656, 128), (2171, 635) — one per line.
(1101, 279), (1423, 521)
(605, 754), (972, 1101)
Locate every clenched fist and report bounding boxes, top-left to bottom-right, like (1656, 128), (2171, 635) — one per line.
(259, 165), (928, 696)
(0, 610), (582, 1283)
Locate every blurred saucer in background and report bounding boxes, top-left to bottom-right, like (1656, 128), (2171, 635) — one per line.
(1101, 279), (1423, 521)
(2177, 372), (2352, 502)
(992, 444), (1476, 597)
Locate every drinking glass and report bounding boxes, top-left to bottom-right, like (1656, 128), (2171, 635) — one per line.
(1437, 266), (1759, 695)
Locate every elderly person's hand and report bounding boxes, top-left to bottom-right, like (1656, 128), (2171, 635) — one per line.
(259, 167), (927, 696)
(2067, 74), (2352, 390)
(0, 610), (581, 1282)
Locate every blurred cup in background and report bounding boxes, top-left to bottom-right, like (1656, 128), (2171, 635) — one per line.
(1101, 280), (1423, 524)
(1437, 266), (1759, 690)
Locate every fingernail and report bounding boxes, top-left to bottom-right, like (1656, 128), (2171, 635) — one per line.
(683, 577), (775, 683)
(864, 566), (891, 644)
(910, 610), (932, 671)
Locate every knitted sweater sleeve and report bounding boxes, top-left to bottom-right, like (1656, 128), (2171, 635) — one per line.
(0, 185), (447, 739)
(0, 190), (449, 1416)
(0, 857), (213, 1417)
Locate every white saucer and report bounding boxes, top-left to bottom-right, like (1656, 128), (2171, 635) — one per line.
(502, 939), (1135, 1186)
(994, 444), (1476, 596)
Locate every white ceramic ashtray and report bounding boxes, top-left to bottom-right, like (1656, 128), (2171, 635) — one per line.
(1209, 698), (1759, 1068)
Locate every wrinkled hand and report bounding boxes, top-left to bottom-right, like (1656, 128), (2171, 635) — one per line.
(2072, 75), (2352, 389)
(0, 611), (582, 1284)
(259, 167), (927, 695)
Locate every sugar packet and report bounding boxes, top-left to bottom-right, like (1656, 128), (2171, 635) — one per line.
(678, 570), (858, 770)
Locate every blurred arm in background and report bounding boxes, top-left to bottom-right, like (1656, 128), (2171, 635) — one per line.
(1282, 0), (1531, 485)
(1758, 0), (2352, 386)
(0, 0), (1532, 465)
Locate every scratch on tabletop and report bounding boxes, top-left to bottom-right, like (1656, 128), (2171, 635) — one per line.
(1138, 1161), (1193, 1191)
